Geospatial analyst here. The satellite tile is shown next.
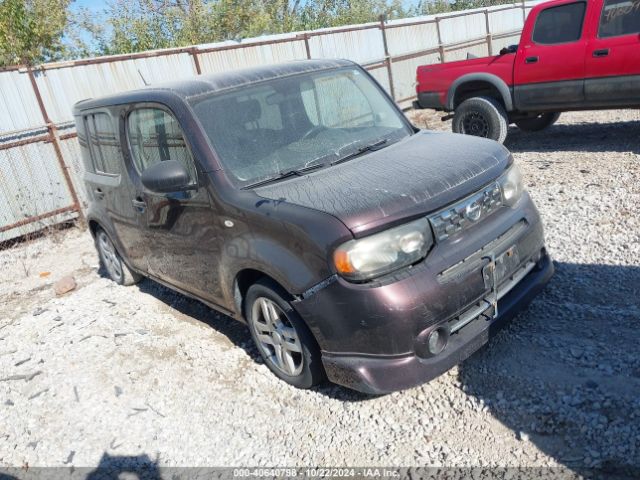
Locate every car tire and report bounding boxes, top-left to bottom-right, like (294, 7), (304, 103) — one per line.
(245, 279), (326, 389)
(515, 112), (561, 132)
(452, 96), (509, 144)
(95, 228), (142, 286)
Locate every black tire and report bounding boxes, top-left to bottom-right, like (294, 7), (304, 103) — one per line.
(245, 279), (325, 389)
(515, 112), (561, 132)
(95, 228), (142, 286)
(452, 96), (509, 144)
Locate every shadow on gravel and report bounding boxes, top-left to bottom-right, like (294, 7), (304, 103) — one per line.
(504, 119), (640, 153)
(459, 261), (640, 479)
(134, 278), (375, 402)
(86, 453), (160, 479)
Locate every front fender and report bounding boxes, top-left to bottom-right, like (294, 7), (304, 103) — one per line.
(447, 73), (514, 111)
(215, 204), (352, 315)
(221, 234), (326, 302)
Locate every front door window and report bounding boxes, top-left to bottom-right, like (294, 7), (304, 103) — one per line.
(127, 108), (197, 185)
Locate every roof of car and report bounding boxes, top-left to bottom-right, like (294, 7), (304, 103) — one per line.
(74, 59), (355, 111)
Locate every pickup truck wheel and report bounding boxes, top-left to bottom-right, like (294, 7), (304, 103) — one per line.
(452, 96), (508, 144)
(515, 112), (561, 132)
(245, 279), (326, 389)
(95, 228), (142, 286)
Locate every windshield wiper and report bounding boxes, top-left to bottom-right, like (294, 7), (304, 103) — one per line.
(330, 138), (389, 166)
(242, 162), (325, 189)
(241, 137), (392, 189)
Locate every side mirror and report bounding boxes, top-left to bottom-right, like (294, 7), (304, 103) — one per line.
(499, 44), (518, 55)
(140, 160), (192, 193)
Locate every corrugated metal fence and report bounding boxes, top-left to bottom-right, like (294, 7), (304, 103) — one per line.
(0, 0), (541, 242)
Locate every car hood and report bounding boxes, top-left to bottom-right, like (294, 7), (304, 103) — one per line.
(254, 131), (511, 236)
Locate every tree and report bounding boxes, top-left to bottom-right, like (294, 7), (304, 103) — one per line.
(0, 0), (72, 66)
(411, 0), (516, 16)
(78, 0), (407, 56)
(298, 0), (390, 30)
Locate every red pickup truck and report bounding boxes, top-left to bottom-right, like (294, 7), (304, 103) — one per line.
(414, 0), (640, 143)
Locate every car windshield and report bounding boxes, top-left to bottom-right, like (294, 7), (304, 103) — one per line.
(190, 67), (412, 187)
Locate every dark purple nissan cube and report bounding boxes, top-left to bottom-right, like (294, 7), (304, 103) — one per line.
(74, 59), (553, 394)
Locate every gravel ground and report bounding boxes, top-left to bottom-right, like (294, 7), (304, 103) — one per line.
(1, 109), (639, 475)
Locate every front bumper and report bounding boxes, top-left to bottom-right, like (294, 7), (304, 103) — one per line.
(293, 194), (554, 394)
(414, 91), (446, 110)
(321, 252), (553, 394)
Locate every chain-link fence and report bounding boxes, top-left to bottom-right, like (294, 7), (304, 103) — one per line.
(0, 125), (83, 243)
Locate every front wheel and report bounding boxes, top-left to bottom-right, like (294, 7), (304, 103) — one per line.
(515, 112), (561, 132)
(245, 279), (325, 389)
(452, 96), (509, 144)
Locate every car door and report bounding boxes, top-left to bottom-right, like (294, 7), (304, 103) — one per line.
(81, 110), (147, 272)
(125, 105), (224, 304)
(585, 0), (640, 105)
(514, 0), (589, 110)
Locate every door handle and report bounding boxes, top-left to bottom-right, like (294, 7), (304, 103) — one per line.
(132, 197), (147, 212)
(593, 48), (610, 57)
(94, 187), (104, 199)
(525, 56), (539, 64)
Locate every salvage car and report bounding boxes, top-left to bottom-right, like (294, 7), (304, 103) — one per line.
(74, 59), (553, 394)
(414, 0), (640, 143)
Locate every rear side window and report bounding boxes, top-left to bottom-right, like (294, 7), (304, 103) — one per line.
(127, 108), (197, 183)
(532, 2), (586, 44)
(84, 113), (121, 175)
(599, 0), (640, 37)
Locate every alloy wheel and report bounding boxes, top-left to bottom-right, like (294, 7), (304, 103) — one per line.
(97, 231), (123, 282)
(251, 297), (304, 376)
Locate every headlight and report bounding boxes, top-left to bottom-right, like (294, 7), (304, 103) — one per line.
(334, 218), (433, 281)
(498, 163), (524, 206)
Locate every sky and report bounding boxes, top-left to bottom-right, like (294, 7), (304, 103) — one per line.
(72, 0), (107, 14)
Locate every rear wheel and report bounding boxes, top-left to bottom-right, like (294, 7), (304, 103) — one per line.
(95, 228), (142, 286)
(452, 96), (509, 144)
(515, 112), (561, 132)
(245, 279), (325, 389)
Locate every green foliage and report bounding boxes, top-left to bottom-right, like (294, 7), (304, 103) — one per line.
(0, 0), (72, 66)
(411, 0), (517, 16)
(86, 0), (408, 51)
(299, 0), (405, 30)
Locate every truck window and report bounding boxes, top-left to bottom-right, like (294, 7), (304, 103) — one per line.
(84, 113), (120, 175)
(127, 108), (197, 184)
(599, 0), (640, 37)
(532, 2), (586, 44)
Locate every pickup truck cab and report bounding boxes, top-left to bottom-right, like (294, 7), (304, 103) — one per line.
(415, 0), (640, 142)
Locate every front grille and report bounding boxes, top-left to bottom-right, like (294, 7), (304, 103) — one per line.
(437, 220), (528, 284)
(428, 183), (503, 242)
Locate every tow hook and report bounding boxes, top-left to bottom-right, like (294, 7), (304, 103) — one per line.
(441, 113), (455, 122)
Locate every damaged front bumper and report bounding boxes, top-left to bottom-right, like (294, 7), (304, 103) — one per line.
(320, 253), (553, 394)
(292, 194), (554, 394)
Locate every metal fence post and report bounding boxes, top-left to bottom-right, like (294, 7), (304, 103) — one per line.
(435, 17), (445, 63)
(484, 9), (493, 56)
(379, 15), (396, 101)
(190, 47), (202, 75)
(303, 34), (312, 59)
(26, 67), (84, 223)
(522, 0), (527, 23)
